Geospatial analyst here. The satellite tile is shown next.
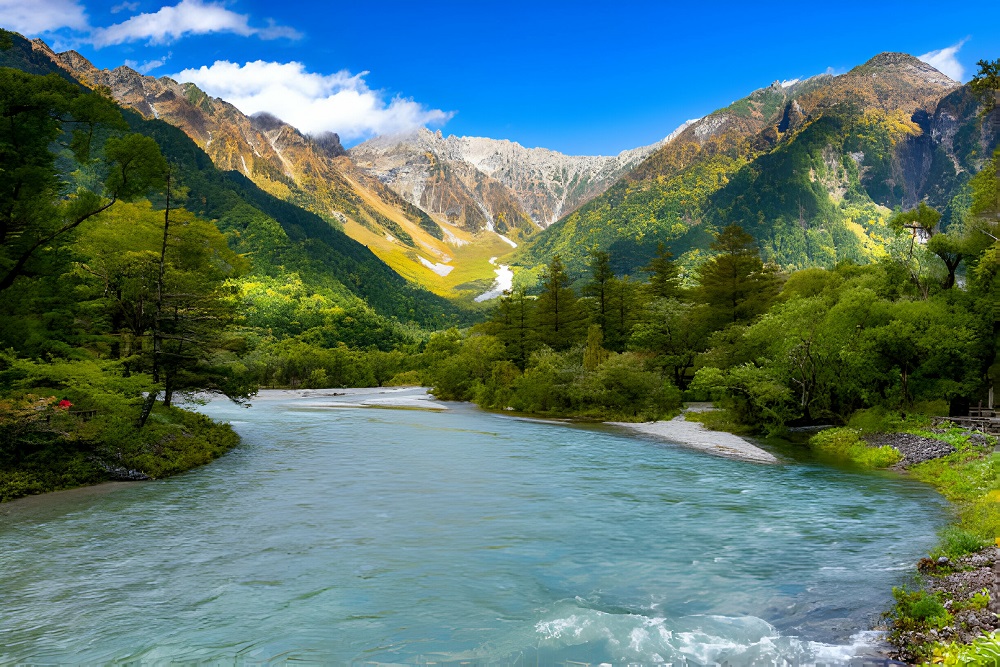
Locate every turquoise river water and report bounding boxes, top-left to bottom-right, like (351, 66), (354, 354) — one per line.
(0, 388), (948, 665)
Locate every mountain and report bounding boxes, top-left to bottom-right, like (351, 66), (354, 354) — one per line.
(517, 53), (995, 278)
(0, 33), (465, 331)
(350, 128), (662, 235)
(27, 39), (506, 297)
(27, 39), (662, 298)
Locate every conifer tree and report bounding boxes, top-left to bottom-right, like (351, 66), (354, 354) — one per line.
(536, 255), (582, 350)
(697, 225), (779, 328)
(645, 242), (680, 299)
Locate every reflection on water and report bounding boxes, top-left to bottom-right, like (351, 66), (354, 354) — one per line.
(0, 388), (945, 664)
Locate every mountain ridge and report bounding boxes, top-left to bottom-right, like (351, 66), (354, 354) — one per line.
(350, 128), (664, 231)
(515, 52), (984, 277)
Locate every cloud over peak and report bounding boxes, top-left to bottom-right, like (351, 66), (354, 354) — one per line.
(918, 39), (968, 82)
(172, 60), (453, 143)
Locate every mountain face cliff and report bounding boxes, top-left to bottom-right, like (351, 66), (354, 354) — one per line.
(518, 53), (994, 277)
(349, 129), (662, 236)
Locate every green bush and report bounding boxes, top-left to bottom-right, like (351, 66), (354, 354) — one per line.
(929, 631), (1000, 666)
(889, 587), (952, 631)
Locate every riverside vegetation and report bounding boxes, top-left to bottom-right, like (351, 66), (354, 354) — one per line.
(1, 32), (999, 661)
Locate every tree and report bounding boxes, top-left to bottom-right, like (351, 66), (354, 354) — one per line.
(630, 298), (710, 390)
(696, 224), (780, 328)
(536, 255), (582, 350)
(970, 59), (1000, 112)
(0, 69), (167, 293)
(644, 242), (680, 299)
(486, 288), (537, 370)
(582, 324), (609, 371)
(583, 249), (613, 338)
(605, 275), (642, 352)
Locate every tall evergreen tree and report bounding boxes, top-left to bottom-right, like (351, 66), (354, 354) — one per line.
(697, 224), (779, 328)
(645, 242), (680, 299)
(583, 249), (614, 338)
(536, 255), (582, 350)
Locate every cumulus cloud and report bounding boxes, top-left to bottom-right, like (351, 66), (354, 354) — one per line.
(918, 39), (968, 82)
(0, 0), (88, 34)
(90, 0), (300, 47)
(172, 60), (453, 142)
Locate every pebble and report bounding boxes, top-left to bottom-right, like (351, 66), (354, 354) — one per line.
(890, 547), (1000, 661)
(861, 432), (956, 468)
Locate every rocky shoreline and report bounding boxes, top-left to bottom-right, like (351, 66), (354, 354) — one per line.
(890, 548), (1000, 662)
(856, 427), (1000, 661)
(861, 432), (957, 469)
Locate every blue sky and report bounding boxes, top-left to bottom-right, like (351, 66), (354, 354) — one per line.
(2, 0), (998, 154)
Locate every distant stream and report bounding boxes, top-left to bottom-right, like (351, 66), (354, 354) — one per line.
(0, 388), (947, 664)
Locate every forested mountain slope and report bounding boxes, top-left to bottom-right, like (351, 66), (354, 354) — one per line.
(517, 53), (996, 278)
(0, 33), (465, 332)
(26, 38), (505, 296)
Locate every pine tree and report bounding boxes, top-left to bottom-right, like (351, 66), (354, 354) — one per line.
(536, 255), (582, 350)
(697, 225), (779, 328)
(645, 242), (680, 299)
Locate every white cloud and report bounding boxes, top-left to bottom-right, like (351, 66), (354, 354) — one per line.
(90, 0), (300, 47)
(0, 0), (88, 34)
(110, 1), (139, 13)
(918, 39), (968, 82)
(172, 60), (453, 142)
(124, 53), (170, 73)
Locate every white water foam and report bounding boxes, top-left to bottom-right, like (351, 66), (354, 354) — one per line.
(528, 604), (879, 665)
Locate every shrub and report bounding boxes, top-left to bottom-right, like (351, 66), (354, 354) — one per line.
(929, 631), (1000, 666)
(889, 587), (952, 631)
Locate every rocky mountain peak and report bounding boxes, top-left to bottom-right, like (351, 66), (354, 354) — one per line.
(351, 129), (664, 229)
(855, 52), (957, 86)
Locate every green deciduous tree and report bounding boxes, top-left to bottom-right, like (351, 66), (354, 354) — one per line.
(0, 69), (167, 293)
(970, 59), (1000, 112)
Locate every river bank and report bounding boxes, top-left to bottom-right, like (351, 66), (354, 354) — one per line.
(0, 402), (240, 503)
(607, 412), (779, 464)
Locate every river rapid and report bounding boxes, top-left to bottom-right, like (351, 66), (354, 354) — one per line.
(0, 388), (947, 664)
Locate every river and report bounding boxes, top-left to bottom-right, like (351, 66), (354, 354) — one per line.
(0, 388), (947, 664)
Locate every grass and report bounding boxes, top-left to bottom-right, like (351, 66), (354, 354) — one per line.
(683, 408), (757, 436)
(907, 430), (1000, 549)
(0, 401), (240, 503)
(808, 427), (902, 469)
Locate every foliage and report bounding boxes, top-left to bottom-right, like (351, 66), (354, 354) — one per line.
(0, 356), (239, 501)
(889, 587), (953, 632)
(970, 59), (1000, 112)
(928, 631), (1000, 667)
(808, 427), (902, 469)
(696, 224), (780, 328)
(932, 527), (991, 561)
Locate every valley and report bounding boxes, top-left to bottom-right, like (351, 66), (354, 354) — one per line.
(0, 12), (998, 664)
